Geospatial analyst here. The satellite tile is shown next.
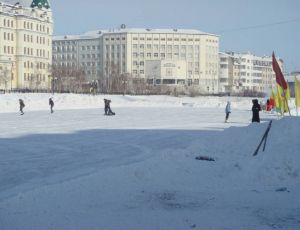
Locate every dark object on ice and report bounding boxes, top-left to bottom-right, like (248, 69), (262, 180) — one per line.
(49, 98), (54, 113)
(104, 99), (115, 115)
(195, 156), (215, 161)
(253, 120), (272, 156)
(252, 99), (261, 123)
(19, 99), (25, 115)
(275, 187), (289, 192)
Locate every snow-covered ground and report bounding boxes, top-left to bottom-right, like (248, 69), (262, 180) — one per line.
(0, 94), (299, 230)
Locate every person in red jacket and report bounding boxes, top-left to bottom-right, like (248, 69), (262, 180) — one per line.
(266, 99), (272, 111)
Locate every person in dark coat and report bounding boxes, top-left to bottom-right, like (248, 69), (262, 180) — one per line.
(252, 99), (261, 123)
(19, 99), (25, 115)
(49, 98), (54, 113)
(225, 101), (231, 123)
(104, 99), (115, 115)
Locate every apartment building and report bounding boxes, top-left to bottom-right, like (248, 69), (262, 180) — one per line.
(53, 26), (220, 94)
(0, 0), (53, 91)
(219, 52), (282, 94)
(104, 28), (219, 93)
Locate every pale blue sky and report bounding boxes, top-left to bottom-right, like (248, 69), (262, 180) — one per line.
(4, 0), (300, 71)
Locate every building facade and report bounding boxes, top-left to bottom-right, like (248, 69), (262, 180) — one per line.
(52, 33), (102, 84)
(219, 52), (283, 95)
(53, 27), (220, 94)
(0, 0), (53, 91)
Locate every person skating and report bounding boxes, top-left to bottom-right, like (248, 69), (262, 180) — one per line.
(49, 98), (54, 113)
(225, 101), (231, 123)
(104, 99), (115, 115)
(252, 99), (261, 123)
(19, 99), (25, 115)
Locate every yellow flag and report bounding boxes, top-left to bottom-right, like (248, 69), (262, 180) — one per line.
(285, 83), (291, 100)
(272, 88), (281, 113)
(295, 77), (300, 107)
(273, 86), (283, 114)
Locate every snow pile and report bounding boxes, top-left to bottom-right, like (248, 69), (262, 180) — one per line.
(0, 94), (299, 229)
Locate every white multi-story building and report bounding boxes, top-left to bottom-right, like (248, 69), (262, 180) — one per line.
(53, 26), (220, 94)
(0, 0), (53, 91)
(52, 33), (102, 84)
(103, 28), (219, 93)
(219, 52), (282, 94)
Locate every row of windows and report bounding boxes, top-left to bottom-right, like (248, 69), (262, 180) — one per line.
(3, 46), (14, 54)
(132, 69), (203, 76)
(132, 44), (200, 52)
(53, 53), (102, 60)
(105, 45), (125, 52)
(24, 47), (49, 58)
(104, 37), (126, 41)
(54, 41), (76, 46)
(132, 37), (201, 42)
(24, 73), (46, 82)
(233, 72), (265, 77)
(54, 46), (76, 52)
(53, 45), (101, 52)
(81, 54), (101, 59)
(24, 34), (49, 45)
(81, 62), (101, 67)
(53, 62), (102, 68)
(24, 61), (48, 70)
(130, 52), (200, 59)
(23, 21), (50, 34)
(206, 39), (218, 44)
(2, 19), (14, 28)
(53, 54), (77, 60)
(3, 32), (14, 41)
(81, 46), (101, 51)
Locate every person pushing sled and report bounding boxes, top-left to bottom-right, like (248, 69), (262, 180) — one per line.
(104, 99), (115, 116)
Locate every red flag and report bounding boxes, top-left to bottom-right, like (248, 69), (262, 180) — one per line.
(272, 52), (287, 90)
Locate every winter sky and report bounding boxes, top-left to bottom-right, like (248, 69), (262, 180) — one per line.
(3, 0), (300, 72)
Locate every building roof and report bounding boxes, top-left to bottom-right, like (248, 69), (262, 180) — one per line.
(105, 28), (216, 35)
(53, 27), (219, 41)
(53, 34), (102, 41)
(31, 0), (50, 9)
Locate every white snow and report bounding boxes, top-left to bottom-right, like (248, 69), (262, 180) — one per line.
(0, 93), (299, 230)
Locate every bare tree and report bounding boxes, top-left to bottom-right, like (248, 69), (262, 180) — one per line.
(51, 65), (87, 93)
(0, 66), (10, 92)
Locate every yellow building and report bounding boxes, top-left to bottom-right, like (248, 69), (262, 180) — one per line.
(0, 0), (53, 91)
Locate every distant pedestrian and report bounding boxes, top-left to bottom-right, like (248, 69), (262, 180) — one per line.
(104, 99), (115, 115)
(225, 101), (231, 123)
(49, 98), (54, 113)
(19, 99), (25, 115)
(252, 99), (261, 123)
